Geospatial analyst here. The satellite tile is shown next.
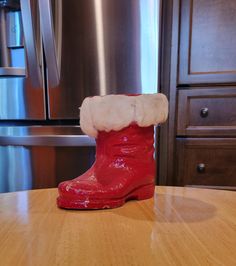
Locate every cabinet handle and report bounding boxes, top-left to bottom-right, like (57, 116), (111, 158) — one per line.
(197, 163), (205, 173)
(200, 108), (209, 118)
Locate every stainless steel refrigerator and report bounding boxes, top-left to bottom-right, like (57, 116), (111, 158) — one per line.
(0, 0), (160, 192)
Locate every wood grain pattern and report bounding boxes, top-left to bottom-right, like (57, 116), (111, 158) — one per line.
(1, 187), (236, 265)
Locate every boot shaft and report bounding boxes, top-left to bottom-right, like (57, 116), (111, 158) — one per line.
(96, 124), (155, 161)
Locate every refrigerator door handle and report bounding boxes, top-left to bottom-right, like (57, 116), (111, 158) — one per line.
(20, 0), (43, 88)
(38, 0), (61, 88)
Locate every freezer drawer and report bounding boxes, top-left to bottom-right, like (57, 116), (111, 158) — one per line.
(0, 145), (95, 193)
(0, 126), (96, 193)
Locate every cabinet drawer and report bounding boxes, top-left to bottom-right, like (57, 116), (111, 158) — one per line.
(177, 88), (236, 136)
(176, 138), (236, 187)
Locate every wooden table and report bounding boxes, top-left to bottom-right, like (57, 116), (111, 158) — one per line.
(0, 186), (236, 266)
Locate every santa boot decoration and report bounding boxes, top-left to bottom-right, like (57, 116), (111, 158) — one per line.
(57, 94), (168, 209)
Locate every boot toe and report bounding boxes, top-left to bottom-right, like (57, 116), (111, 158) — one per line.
(58, 179), (104, 199)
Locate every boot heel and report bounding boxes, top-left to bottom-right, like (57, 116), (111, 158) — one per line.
(128, 184), (155, 201)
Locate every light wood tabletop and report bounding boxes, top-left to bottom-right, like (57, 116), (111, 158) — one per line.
(0, 186), (236, 266)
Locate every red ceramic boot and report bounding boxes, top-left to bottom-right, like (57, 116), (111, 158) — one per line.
(57, 94), (168, 209)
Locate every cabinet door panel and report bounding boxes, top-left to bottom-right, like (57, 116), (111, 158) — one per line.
(179, 0), (236, 84)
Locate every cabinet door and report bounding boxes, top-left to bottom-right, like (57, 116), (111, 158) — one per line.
(176, 138), (236, 188)
(179, 0), (236, 85)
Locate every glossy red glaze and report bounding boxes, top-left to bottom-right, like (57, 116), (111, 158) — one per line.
(57, 124), (155, 209)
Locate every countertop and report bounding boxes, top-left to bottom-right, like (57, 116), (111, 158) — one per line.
(0, 186), (236, 265)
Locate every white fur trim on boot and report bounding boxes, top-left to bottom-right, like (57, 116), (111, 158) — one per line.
(80, 93), (168, 138)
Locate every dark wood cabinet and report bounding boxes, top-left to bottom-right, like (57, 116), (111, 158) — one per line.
(176, 138), (236, 188)
(179, 0), (236, 84)
(159, 0), (236, 189)
(177, 87), (236, 136)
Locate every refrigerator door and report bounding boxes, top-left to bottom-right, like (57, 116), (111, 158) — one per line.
(0, 0), (46, 120)
(40, 0), (160, 119)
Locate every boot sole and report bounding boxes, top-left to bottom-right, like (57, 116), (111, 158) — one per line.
(57, 184), (155, 210)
